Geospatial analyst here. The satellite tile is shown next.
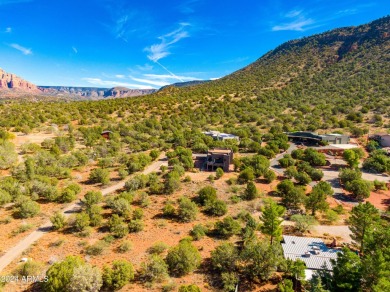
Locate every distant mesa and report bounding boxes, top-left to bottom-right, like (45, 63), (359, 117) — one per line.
(0, 66), (205, 99)
(0, 67), (156, 99)
(103, 86), (156, 98)
(38, 85), (156, 99)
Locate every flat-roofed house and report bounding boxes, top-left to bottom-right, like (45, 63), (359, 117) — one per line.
(370, 133), (390, 147)
(281, 235), (340, 280)
(203, 131), (240, 142)
(286, 131), (349, 144)
(206, 149), (233, 172)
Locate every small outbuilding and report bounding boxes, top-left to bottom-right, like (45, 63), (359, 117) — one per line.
(281, 235), (340, 280)
(205, 149), (233, 172)
(369, 133), (390, 147)
(101, 130), (113, 140)
(203, 131), (240, 142)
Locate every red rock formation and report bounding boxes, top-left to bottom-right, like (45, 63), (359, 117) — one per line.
(0, 68), (39, 92)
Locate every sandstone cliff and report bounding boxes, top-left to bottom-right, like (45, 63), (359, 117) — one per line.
(38, 86), (156, 99)
(0, 68), (39, 92)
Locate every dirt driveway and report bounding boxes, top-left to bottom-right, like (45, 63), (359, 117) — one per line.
(0, 154), (167, 273)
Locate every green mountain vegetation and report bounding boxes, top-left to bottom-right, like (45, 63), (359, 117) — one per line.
(0, 16), (389, 292)
(1, 16), (389, 141)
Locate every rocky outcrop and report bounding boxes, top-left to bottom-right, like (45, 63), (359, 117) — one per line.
(103, 87), (156, 98)
(0, 68), (156, 99)
(38, 86), (156, 99)
(0, 68), (39, 92)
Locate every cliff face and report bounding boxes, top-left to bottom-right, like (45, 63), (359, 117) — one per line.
(38, 86), (156, 99)
(0, 68), (156, 99)
(0, 68), (39, 92)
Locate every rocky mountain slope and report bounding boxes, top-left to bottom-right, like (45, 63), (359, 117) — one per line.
(174, 16), (389, 104)
(0, 68), (39, 93)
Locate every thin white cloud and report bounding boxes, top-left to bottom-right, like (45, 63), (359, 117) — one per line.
(130, 77), (169, 87)
(136, 64), (153, 71)
(102, 3), (151, 43)
(272, 18), (315, 31)
(272, 9), (315, 32)
(336, 8), (358, 15)
(113, 14), (132, 42)
(178, 0), (201, 14)
(145, 23), (190, 62)
(82, 77), (154, 89)
(115, 74), (125, 79)
(9, 43), (32, 55)
(143, 73), (199, 81)
(210, 77), (220, 80)
(5, 27), (12, 33)
(72, 46), (78, 54)
(285, 9), (303, 18)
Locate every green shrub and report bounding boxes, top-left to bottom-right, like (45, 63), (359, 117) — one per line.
(103, 260), (134, 290)
(190, 224), (208, 240)
(50, 212), (67, 230)
(15, 260), (43, 277)
(165, 240), (201, 276)
(85, 241), (108, 256)
(325, 209), (339, 224)
(197, 186), (217, 206)
(204, 199), (227, 216)
(148, 242), (169, 254)
(117, 240), (133, 253)
(178, 284), (201, 292)
(216, 168), (224, 179)
(16, 199), (40, 218)
(0, 189), (12, 206)
(177, 197), (199, 222)
(242, 182), (259, 200)
(139, 254), (169, 284)
(89, 168), (110, 185)
(128, 219), (144, 232)
(264, 169), (276, 183)
(214, 216), (241, 238)
(74, 212), (90, 232)
(132, 208), (144, 220)
(44, 256), (84, 292)
(211, 242), (239, 272)
(83, 191), (103, 208)
(108, 214), (129, 238)
(163, 203), (176, 217)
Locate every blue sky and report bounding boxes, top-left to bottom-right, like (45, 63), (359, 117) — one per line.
(0, 0), (389, 88)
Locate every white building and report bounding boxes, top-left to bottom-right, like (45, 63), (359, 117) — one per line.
(203, 131), (240, 142)
(281, 235), (340, 280)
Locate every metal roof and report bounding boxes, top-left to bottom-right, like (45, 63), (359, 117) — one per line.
(281, 235), (340, 271)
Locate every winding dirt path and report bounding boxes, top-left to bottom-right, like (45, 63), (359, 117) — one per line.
(0, 154), (167, 273)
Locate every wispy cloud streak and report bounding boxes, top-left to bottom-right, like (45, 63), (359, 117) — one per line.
(9, 43), (32, 55)
(145, 23), (190, 62)
(144, 23), (191, 81)
(82, 77), (154, 89)
(272, 9), (315, 31)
